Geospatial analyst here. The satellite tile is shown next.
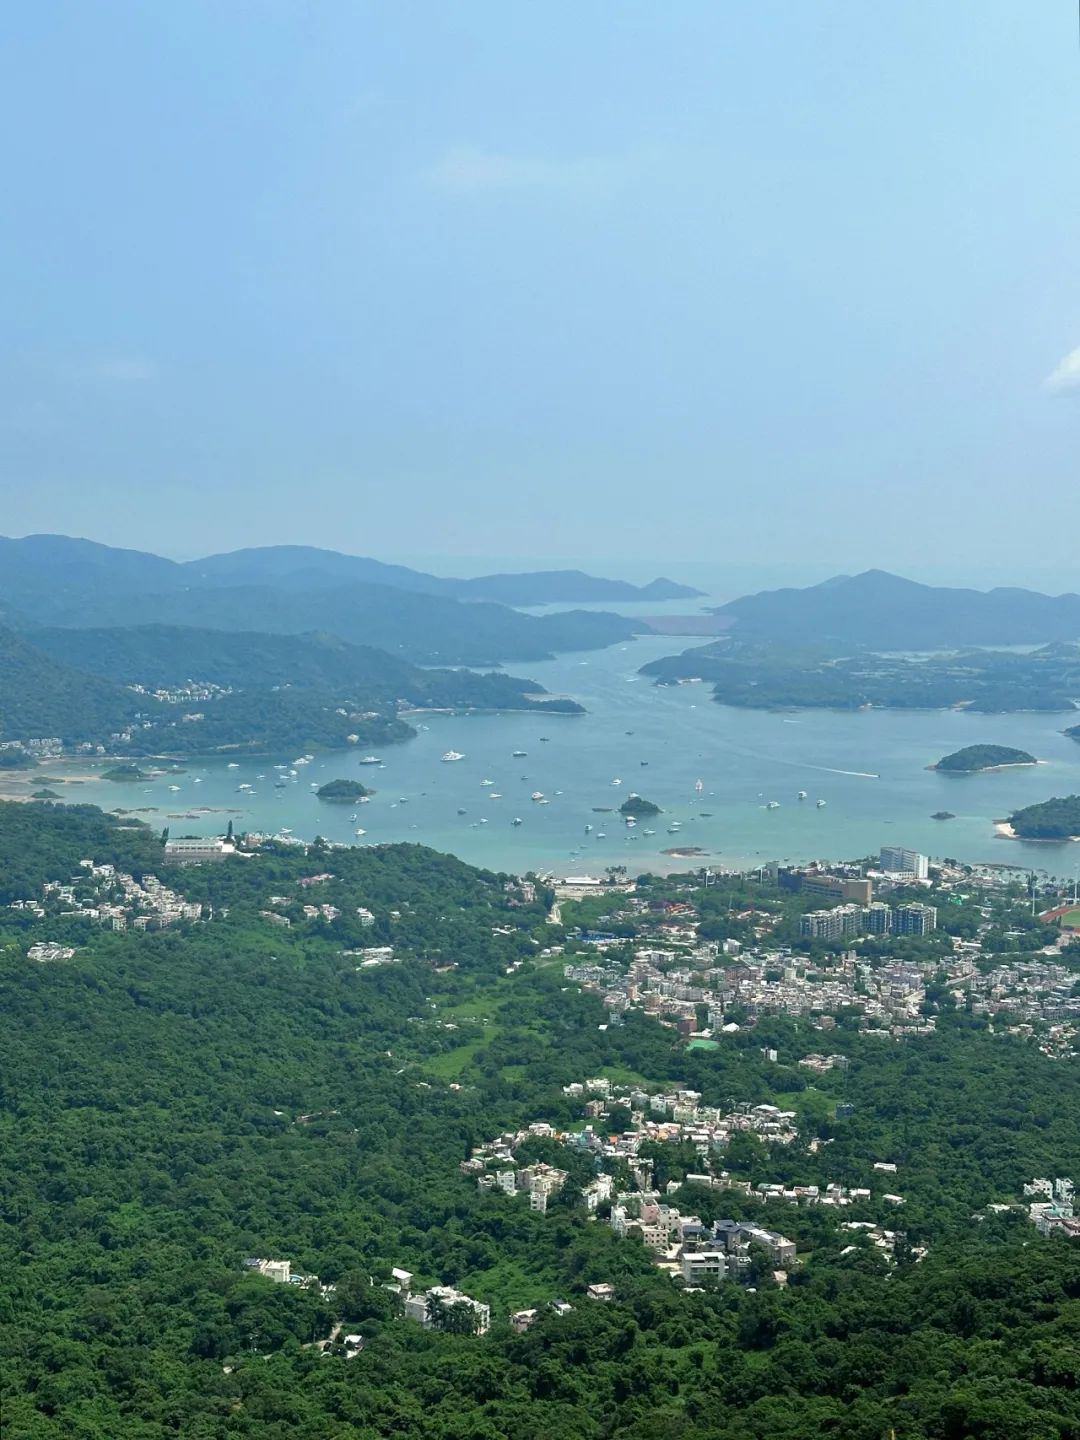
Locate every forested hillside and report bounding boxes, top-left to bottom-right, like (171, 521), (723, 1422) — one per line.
(2, 804), (1080, 1439)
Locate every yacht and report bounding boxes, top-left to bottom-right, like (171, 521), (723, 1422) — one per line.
(695, 779), (703, 794)
(168, 784), (181, 792)
(490, 792), (502, 799)
(585, 823), (593, 833)
(512, 750), (527, 757)
(480, 778), (495, 787)
(457, 807), (467, 816)
(355, 828), (366, 837)
(766, 800), (780, 809)
(797, 790), (808, 800)
(512, 817), (523, 827)
(817, 799), (827, 808)
(531, 791), (545, 801)
(611, 777), (622, 786)
(596, 831), (607, 839)
(358, 756), (382, 766)
(226, 762), (240, 769)
(643, 828), (656, 836)
(442, 750), (465, 762)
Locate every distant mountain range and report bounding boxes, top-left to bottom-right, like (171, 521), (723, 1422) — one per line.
(0, 535), (700, 667)
(714, 570), (1080, 648)
(0, 534), (697, 609)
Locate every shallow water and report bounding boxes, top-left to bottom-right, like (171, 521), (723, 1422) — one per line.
(52, 632), (1080, 878)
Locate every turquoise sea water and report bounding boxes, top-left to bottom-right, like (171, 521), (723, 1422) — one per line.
(48, 630), (1080, 878)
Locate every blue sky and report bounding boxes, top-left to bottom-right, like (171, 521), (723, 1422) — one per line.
(2, 1), (1079, 588)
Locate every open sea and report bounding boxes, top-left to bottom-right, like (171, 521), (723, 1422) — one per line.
(41, 609), (1080, 880)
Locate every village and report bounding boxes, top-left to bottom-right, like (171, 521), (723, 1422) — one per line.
(554, 847), (1080, 1057)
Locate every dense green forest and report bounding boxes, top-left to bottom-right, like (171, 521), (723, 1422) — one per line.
(1008, 795), (1080, 840)
(30, 624), (584, 715)
(0, 624), (581, 759)
(933, 744), (1037, 772)
(2, 802), (1080, 1438)
(642, 636), (1080, 713)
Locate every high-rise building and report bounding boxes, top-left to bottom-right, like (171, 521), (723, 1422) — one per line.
(894, 903), (937, 935)
(799, 904), (863, 941)
(862, 902), (893, 934)
(879, 847), (929, 880)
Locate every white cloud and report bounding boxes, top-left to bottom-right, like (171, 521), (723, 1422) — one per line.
(1045, 345), (1080, 395)
(426, 145), (660, 195)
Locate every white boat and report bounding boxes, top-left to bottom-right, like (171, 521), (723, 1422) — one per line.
(442, 751), (465, 762)
(695, 779), (703, 793)
(193, 778), (202, 784)
(817, 799), (827, 808)
(643, 828), (656, 836)
(611, 777), (622, 786)
(355, 828), (366, 836)
(597, 831), (607, 839)
(766, 800), (780, 809)
(168, 784), (181, 792)
(797, 790), (808, 800)
(490, 793), (502, 799)
(512, 817), (523, 826)
(226, 762), (239, 769)
(625, 816), (636, 827)
(358, 756), (382, 765)
(481, 779), (494, 787)
(531, 791), (545, 801)
(512, 750), (527, 758)
(585, 823), (593, 833)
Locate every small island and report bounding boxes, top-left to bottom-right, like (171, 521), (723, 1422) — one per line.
(316, 778), (373, 802)
(1065, 723), (1080, 743)
(102, 764), (149, 782)
(619, 794), (661, 818)
(932, 744), (1037, 773)
(1005, 795), (1080, 841)
(931, 811), (955, 821)
(31, 788), (61, 800)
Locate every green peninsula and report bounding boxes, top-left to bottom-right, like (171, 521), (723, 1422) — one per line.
(1007, 795), (1080, 840)
(933, 744), (1037, 773)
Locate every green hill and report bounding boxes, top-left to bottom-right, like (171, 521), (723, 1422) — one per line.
(1008, 795), (1080, 840)
(933, 744), (1037, 772)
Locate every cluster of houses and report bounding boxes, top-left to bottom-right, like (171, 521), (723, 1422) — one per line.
(12, 859), (203, 942)
(1024, 1178), (1080, 1240)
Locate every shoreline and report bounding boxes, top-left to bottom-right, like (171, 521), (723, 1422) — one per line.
(994, 821), (1080, 844)
(931, 760), (1043, 775)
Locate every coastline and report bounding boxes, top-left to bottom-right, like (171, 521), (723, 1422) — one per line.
(931, 760), (1043, 775)
(994, 820), (1080, 844)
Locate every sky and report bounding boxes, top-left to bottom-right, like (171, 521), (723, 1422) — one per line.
(2, 1), (1079, 592)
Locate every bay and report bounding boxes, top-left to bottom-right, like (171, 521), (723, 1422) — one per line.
(46, 630), (1080, 879)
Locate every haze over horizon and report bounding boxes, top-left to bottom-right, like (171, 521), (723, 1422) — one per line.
(4, 2), (1079, 588)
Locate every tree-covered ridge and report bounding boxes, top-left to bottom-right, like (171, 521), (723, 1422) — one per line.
(934, 744), (1037, 772)
(642, 636), (1080, 713)
(0, 622), (581, 757)
(1008, 795), (1080, 840)
(3, 800), (1080, 1437)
